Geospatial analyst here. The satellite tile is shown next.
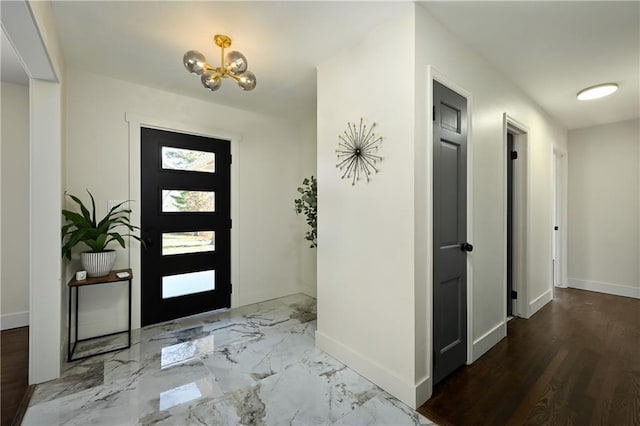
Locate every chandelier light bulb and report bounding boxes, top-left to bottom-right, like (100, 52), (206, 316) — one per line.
(237, 71), (257, 91)
(183, 50), (207, 75)
(201, 71), (221, 91)
(225, 51), (248, 75)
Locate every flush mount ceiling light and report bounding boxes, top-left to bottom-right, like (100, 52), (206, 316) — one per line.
(183, 34), (256, 92)
(576, 83), (618, 101)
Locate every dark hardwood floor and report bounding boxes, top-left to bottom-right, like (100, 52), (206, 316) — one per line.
(418, 288), (640, 425)
(1, 327), (29, 426)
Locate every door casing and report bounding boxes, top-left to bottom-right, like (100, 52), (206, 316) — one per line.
(126, 113), (240, 330)
(503, 114), (529, 318)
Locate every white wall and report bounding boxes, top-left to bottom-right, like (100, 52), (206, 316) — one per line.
(317, 3), (567, 408)
(2, 0), (67, 385)
(568, 119), (639, 298)
(64, 68), (312, 337)
(317, 5), (419, 408)
(0, 82), (30, 330)
(415, 3), (567, 378)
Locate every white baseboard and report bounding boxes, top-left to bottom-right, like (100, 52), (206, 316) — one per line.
(414, 374), (432, 408)
(315, 330), (419, 409)
(528, 289), (552, 317)
(568, 278), (640, 299)
(1, 311), (29, 330)
(472, 321), (506, 362)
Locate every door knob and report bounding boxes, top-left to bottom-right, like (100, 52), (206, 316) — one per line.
(461, 242), (473, 252)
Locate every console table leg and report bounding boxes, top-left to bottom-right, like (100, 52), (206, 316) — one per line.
(68, 287), (72, 361)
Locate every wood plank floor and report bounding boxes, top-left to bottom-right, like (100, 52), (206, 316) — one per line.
(418, 288), (640, 425)
(1, 327), (29, 426)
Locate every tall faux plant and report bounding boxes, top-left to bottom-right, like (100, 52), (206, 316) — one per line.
(294, 176), (317, 248)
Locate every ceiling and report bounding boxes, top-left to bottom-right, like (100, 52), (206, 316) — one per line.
(50, 1), (408, 120)
(48, 1), (639, 129)
(422, 1), (639, 130)
(1, 29), (29, 86)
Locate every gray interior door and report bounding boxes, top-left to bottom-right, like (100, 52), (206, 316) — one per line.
(433, 80), (469, 385)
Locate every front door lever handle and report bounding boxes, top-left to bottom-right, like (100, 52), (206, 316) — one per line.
(461, 242), (473, 252)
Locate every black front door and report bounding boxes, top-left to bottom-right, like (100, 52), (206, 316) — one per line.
(140, 127), (231, 326)
(433, 80), (469, 385)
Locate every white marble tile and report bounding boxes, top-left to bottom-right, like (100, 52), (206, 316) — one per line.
(25, 293), (435, 426)
(25, 359), (222, 425)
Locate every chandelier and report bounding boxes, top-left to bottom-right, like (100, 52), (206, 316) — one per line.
(183, 34), (256, 92)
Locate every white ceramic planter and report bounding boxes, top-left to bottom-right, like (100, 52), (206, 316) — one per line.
(81, 250), (117, 277)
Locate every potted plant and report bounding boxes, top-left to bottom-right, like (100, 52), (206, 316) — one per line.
(294, 176), (317, 248)
(61, 190), (143, 277)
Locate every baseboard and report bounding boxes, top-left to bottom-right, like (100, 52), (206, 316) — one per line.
(568, 278), (640, 299)
(472, 321), (506, 362)
(1, 311), (29, 330)
(528, 289), (552, 317)
(414, 374), (432, 408)
(315, 330), (418, 409)
(11, 384), (35, 426)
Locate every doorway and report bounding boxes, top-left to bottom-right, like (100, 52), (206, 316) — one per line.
(553, 150), (567, 288)
(140, 128), (231, 326)
(432, 80), (470, 385)
(504, 115), (528, 318)
(506, 132), (515, 316)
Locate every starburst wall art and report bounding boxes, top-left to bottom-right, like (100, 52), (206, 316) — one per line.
(336, 118), (383, 185)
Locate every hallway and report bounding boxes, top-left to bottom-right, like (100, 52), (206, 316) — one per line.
(419, 288), (640, 425)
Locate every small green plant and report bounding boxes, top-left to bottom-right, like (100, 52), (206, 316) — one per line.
(294, 176), (317, 248)
(61, 190), (143, 259)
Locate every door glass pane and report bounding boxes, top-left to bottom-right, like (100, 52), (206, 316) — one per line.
(162, 231), (215, 255)
(162, 190), (215, 212)
(161, 147), (215, 173)
(162, 270), (215, 299)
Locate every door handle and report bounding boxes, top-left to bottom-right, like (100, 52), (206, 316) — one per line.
(142, 234), (153, 248)
(461, 242), (473, 252)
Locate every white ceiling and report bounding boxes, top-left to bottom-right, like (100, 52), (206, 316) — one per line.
(50, 1), (408, 120)
(421, 1), (639, 130)
(49, 1), (639, 129)
(1, 29), (29, 86)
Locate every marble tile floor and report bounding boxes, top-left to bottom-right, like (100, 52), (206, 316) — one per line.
(23, 294), (434, 426)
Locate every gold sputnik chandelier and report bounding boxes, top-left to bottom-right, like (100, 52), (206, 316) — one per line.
(183, 34), (256, 92)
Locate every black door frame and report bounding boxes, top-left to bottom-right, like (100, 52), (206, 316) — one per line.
(125, 114), (239, 330)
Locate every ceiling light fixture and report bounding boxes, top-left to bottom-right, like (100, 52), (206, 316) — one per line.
(183, 34), (256, 92)
(576, 83), (618, 101)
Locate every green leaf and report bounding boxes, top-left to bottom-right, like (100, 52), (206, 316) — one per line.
(66, 192), (92, 222)
(106, 233), (126, 248)
(87, 189), (97, 226)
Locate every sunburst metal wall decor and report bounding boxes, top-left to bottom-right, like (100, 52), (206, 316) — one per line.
(336, 118), (383, 185)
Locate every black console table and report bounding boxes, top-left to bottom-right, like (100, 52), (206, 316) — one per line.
(67, 268), (132, 362)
